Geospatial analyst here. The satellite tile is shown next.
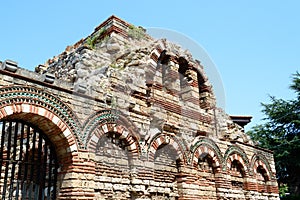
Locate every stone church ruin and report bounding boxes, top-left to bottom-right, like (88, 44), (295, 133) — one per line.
(0, 16), (279, 199)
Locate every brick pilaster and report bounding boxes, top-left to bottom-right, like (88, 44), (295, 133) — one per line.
(58, 150), (96, 200)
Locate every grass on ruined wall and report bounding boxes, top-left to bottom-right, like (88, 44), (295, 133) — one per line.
(86, 24), (146, 49)
(127, 25), (146, 40)
(86, 27), (108, 49)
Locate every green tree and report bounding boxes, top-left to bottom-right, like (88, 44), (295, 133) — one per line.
(248, 72), (300, 198)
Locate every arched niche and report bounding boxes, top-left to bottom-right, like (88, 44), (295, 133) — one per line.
(251, 153), (273, 194)
(84, 110), (141, 199)
(147, 134), (186, 199)
(191, 139), (223, 200)
(224, 145), (251, 200)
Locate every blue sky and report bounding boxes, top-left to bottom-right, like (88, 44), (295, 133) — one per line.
(0, 1), (299, 130)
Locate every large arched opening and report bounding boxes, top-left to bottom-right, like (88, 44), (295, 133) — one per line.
(0, 85), (80, 199)
(0, 111), (78, 199)
(0, 120), (58, 199)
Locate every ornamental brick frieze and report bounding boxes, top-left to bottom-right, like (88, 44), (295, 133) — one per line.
(224, 145), (250, 171)
(147, 133), (188, 164)
(0, 85), (82, 149)
(250, 152), (275, 180)
(84, 109), (141, 158)
(190, 137), (224, 168)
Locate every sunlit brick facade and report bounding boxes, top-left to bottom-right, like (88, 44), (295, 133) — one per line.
(0, 16), (279, 200)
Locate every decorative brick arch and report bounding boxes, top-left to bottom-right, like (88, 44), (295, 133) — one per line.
(190, 138), (223, 168)
(149, 46), (163, 64)
(147, 133), (187, 164)
(145, 40), (167, 85)
(149, 40), (166, 62)
(224, 145), (250, 176)
(0, 85), (81, 152)
(250, 153), (273, 181)
(84, 109), (140, 158)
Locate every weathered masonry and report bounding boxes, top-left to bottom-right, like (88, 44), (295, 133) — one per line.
(0, 16), (279, 199)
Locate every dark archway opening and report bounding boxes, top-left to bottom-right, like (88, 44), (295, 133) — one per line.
(0, 120), (58, 200)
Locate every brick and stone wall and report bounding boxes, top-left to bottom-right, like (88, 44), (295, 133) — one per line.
(0, 16), (279, 199)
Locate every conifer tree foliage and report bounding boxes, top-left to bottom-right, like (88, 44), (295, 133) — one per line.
(248, 72), (300, 198)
